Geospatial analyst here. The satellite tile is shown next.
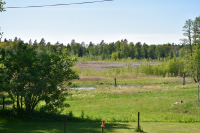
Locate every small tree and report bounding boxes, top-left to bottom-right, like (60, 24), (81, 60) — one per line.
(188, 50), (200, 83)
(0, 42), (79, 112)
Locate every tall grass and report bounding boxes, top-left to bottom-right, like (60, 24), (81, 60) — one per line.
(72, 65), (136, 78)
(77, 55), (159, 63)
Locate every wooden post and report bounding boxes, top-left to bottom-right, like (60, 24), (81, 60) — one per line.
(3, 96), (5, 109)
(101, 120), (106, 133)
(114, 78), (116, 87)
(183, 72), (185, 85)
(138, 112), (140, 129)
(198, 83), (199, 102)
(101, 127), (104, 133)
(64, 115), (66, 133)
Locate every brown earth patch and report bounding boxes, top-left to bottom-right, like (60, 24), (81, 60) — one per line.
(142, 85), (162, 89)
(74, 61), (160, 71)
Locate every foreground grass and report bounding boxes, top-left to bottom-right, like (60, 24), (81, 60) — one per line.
(1, 120), (200, 133)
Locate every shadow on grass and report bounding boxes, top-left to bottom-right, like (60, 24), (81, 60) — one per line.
(0, 120), (136, 133)
(0, 109), (138, 133)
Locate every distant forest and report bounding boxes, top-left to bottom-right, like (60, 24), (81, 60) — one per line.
(0, 16), (199, 61)
(0, 38), (186, 60)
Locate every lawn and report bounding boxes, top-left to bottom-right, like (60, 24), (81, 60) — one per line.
(1, 76), (200, 132)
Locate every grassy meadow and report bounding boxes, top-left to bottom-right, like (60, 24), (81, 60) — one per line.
(1, 61), (200, 132)
(62, 76), (199, 123)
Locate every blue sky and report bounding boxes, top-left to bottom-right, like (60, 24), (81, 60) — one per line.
(0, 0), (200, 45)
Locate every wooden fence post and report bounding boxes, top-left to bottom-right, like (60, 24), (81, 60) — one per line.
(101, 127), (104, 133)
(64, 115), (66, 133)
(183, 72), (185, 85)
(114, 78), (116, 87)
(101, 120), (106, 133)
(138, 112), (140, 129)
(198, 83), (199, 102)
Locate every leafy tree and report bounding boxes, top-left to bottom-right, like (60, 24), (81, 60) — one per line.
(192, 17), (200, 48)
(81, 42), (86, 56)
(0, 0), (6, 39)
(33, 40), (38, 49)
(70, 39), (75, 46)
(179, 38), (189, 46)
(102, 44), (109, 60)
(183, 19), (193, 56)
(141, 43), (149, 59)
(14, 37), (18, 42)
(128, 42), (135, 59)
(0, 0), (5, 12)
(111, 52), (118, 61)
(120, 41), (129, 58)
(46, 42), (54, 54)
(135, 42), (142, 59)
(55, 41), (59, 46)
(28, 39), (31, 44)
(4, 38), (7, 42)
(66, 43), (71, 53)
(18, 38), (22, 42)
(147, 45), (156, 59)
(108, 42), (115, 55)
(188, 49), (200, 83)
(39, 38), (46, 45)
(0, 42), (79, 112)
(99, 40), (105, 55)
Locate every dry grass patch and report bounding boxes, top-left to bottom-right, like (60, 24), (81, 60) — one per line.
(94, 87), (140, 95)
(142, 85), (162, 89)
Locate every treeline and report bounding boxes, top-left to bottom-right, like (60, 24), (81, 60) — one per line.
(0, 38), (187, 61)
(0, 15), (199, 61)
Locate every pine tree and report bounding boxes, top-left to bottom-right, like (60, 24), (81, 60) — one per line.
(183, 19), (193, 56)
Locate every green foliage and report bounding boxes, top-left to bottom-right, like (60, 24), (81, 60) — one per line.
(0, 42), (79, 113)
(139, 57), (185, 77)
(0, 0), (6, 39)
(187, 49), (200, 82)
(0, 0), (6, 12)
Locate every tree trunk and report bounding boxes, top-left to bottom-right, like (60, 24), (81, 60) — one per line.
(189, 37), (192, 56)
(17, 94), (19, 109)
(194, 78), (197, 83)
(21, 95), (23, 111)
(183, 72), (185, 85)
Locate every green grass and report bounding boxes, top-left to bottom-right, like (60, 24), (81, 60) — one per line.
(72, 76), (193, 87)
(1, 76), (200, 132)
(1, 120), (200, 133)
(58, 77), (199, 123)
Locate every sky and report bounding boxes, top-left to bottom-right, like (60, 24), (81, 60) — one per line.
(0, 0), (200, 45)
